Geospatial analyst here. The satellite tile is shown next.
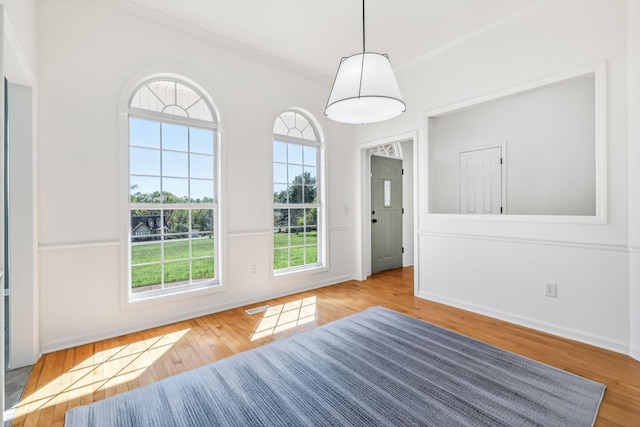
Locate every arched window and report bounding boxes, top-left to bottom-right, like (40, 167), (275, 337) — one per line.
(273, 110), (323, 272)
(127, 77), (219, 298)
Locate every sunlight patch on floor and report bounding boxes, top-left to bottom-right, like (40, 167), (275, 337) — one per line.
(13, 328), (190, 418)
(251, 296), (317, 341)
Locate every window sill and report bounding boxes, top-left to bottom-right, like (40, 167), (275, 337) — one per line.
(122, 280), (225, 311)
(273, 264), (328, 279)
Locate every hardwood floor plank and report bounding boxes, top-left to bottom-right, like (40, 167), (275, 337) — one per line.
(13, 267), (640, 426)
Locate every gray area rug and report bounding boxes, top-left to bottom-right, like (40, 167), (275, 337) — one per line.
(65, 306), (605, 426)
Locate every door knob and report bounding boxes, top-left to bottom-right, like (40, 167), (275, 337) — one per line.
(372, 219), (378, 223)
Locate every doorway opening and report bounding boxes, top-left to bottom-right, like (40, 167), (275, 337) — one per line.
(358, 133), (417, 292)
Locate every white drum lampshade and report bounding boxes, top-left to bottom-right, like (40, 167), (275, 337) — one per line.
(325, 52), (405, 124)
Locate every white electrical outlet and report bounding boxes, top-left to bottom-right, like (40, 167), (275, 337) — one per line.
(251, 265), (257, 275)
(545, 283), (557, 298)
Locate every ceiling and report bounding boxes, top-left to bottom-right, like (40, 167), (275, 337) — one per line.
(122, 0), (544, 79)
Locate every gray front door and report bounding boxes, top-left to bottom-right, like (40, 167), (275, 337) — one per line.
(371, 155), (403, 274)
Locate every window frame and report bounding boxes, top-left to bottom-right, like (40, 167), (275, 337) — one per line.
(272, 111), (326, 276)
(122, 76), (223, 306)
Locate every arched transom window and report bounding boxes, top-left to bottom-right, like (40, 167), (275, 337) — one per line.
(273, 111), (323, 272)
(130, 79), (216, 122)
(127, 78), (219, 299)
(368, 142), (403, 158)
(273, 110), (317, 141)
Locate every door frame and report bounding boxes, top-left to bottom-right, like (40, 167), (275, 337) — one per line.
(457, 142), (507, 214)
(356, 131), (418, 294)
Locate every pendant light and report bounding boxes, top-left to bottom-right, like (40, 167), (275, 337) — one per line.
(324, 0), (406, 124)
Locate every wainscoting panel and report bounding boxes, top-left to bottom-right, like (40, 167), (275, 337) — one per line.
(417, 232), (629, 354)
(38, 226), (356, 354)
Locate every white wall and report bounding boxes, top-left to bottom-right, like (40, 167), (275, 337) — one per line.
(8, 83), (38, 368)
(357, 0), (631, 353)
(0, 6), (5, 418)
(1, 0), (38, 368)
(628, 0), (640, 362)
(429, 75), (596, 216)
(37, 0), (356, 352)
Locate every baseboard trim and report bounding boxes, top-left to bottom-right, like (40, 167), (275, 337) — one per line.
(417, 290), (629, 355)
(630, 346), (640, 362)
(39, 274), (356, 354)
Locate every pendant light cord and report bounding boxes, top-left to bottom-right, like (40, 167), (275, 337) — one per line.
(362, 0), (366, 53)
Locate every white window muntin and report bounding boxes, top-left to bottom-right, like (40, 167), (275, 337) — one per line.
(129, 78), (218, 124)
(273, 123), (323, 273)
(129, 208), (217, 300)
(129, 108), (216, 130)
(128, 105), (219, 299)
(128, 114), (217, 202)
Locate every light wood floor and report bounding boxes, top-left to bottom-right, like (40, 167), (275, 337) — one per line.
(11, 267), (640, 426)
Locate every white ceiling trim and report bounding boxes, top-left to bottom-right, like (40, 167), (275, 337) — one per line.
(396, 0), (549, 73)
(95, 0), (547, 85)
(103, 0), (330, 84)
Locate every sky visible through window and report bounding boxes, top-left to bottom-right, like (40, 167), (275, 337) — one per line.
(130, 117), (215, 202)
(272, 141), (318, 200)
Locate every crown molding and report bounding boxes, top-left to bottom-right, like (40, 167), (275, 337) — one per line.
(99, 0), (330, 85)
(396, 0), (550, 73)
